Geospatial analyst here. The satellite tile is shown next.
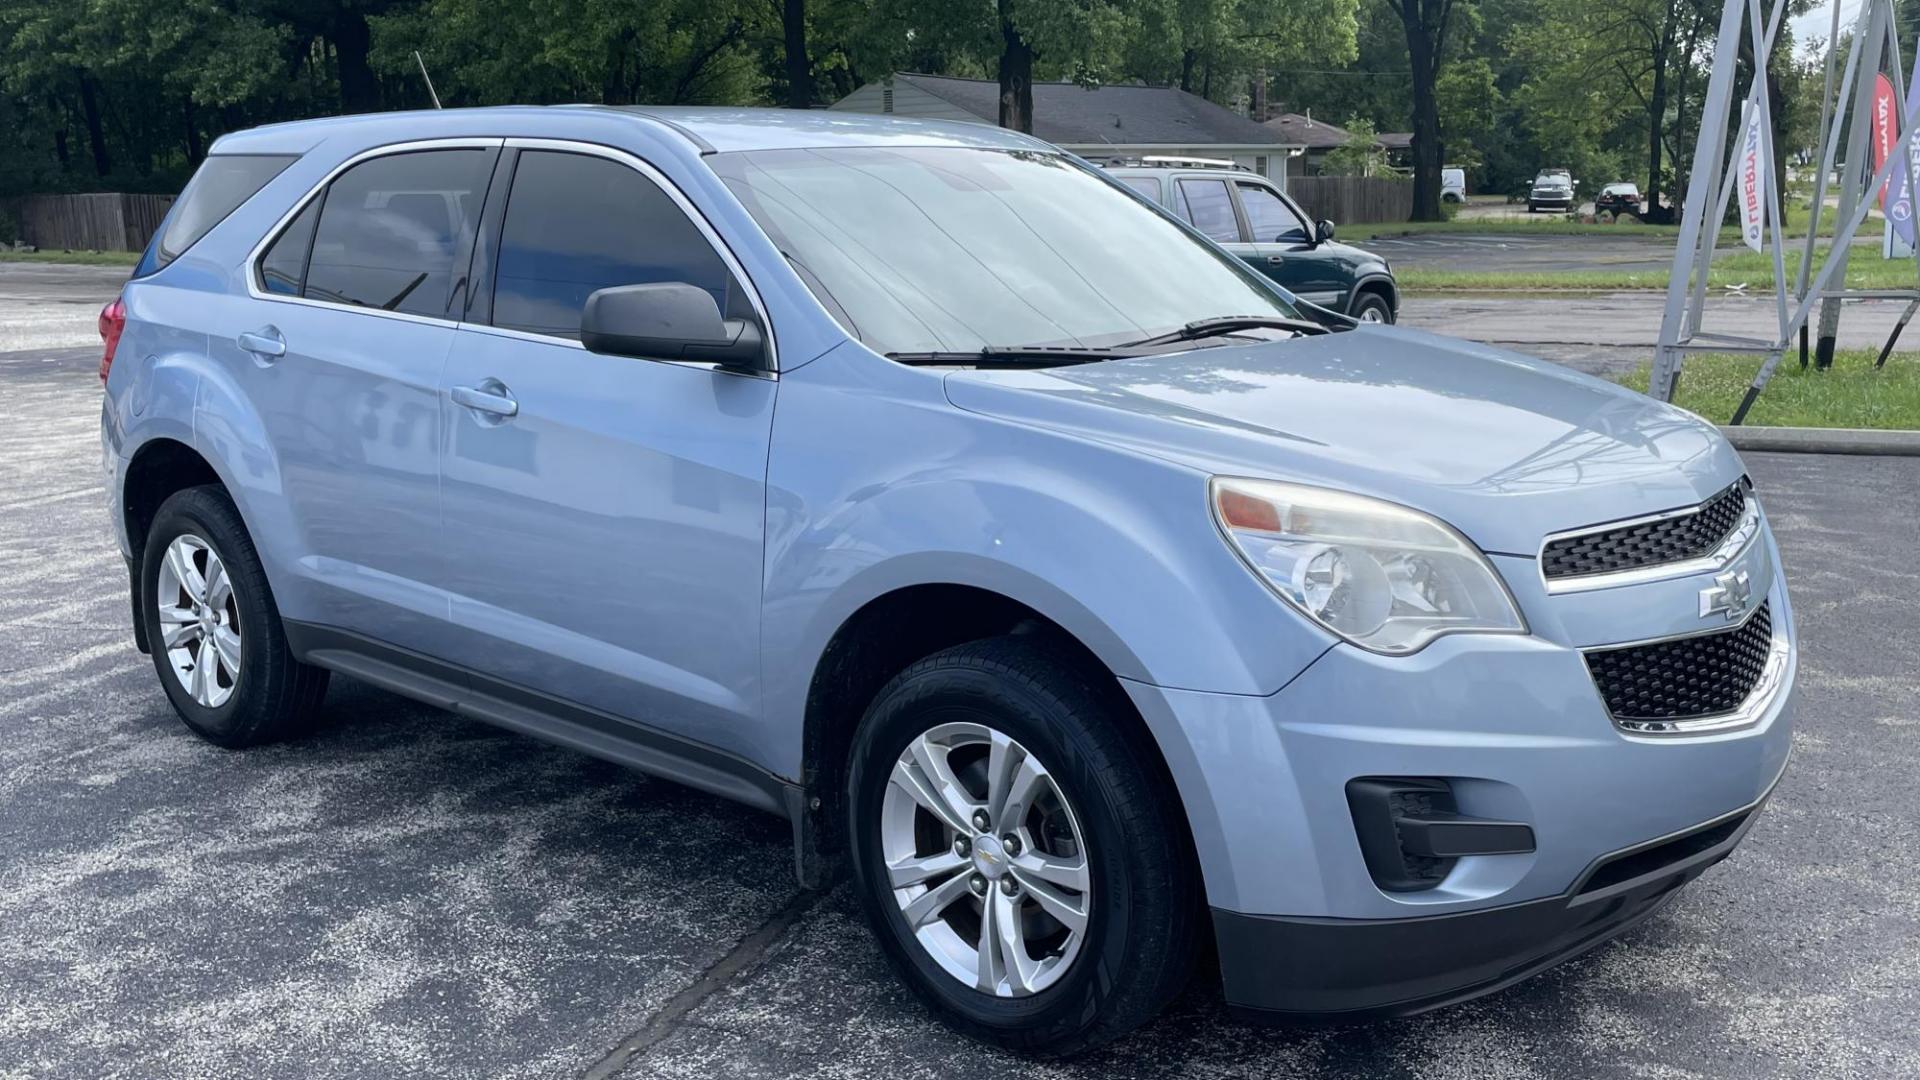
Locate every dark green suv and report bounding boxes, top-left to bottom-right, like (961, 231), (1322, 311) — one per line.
(1105, 160), (1398, 324)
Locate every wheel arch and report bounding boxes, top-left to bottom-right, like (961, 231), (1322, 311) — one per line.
(1348, 272), (1399, 316)
(795, 579), (1202, 889)
(121, 437), (232, 654)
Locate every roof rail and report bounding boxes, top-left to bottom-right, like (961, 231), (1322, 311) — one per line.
(1099, 154), (1252, 172)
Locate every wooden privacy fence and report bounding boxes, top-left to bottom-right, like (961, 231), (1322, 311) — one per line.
(1286, 176), (1412, 225)
(3, 193), (175, 252)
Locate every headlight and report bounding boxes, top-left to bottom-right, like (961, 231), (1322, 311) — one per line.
(1210, 477), (1527, 654)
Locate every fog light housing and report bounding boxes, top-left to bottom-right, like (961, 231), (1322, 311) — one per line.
(1346, 778), (1536, 893)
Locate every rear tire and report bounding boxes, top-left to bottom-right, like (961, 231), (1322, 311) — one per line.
(140, 486), (328, 748)
(847, 636), (1198, 1057)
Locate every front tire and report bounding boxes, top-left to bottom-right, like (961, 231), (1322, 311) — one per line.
(1350, 291), (1394, 324)
(847, 636), (1198, 1056)
(140, 486), (328, 748)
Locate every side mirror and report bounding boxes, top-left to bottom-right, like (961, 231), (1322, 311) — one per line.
(581, 282), (766, 370)
(1314, 219), (1337, 244)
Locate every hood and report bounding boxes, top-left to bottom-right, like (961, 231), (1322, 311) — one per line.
(942, 325), (1744, 555)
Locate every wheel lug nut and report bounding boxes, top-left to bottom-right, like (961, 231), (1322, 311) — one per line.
(969, 874), (987, 896)
(953, 837), (970, 858)
(1002, 834), (1021, 855)
(971, 809), (991, 831)
(1000, 878), (1019, 897)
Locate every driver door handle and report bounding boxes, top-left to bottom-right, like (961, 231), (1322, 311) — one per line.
(451, 380), (519, 418)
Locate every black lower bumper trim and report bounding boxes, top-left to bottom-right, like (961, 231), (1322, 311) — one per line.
(1215, 779), (1779, 1020)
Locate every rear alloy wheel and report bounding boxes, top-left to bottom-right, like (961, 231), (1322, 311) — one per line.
(154, 534), (243, 709)
(141, 486), (328, 747)
(848, 636), (1198, 1056)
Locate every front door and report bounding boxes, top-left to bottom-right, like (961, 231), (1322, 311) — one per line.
(1233, 180), (1346, 313)
(436, 146), (776, 754)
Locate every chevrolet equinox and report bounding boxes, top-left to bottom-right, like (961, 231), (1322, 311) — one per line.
(100, 107), (1795, 1055)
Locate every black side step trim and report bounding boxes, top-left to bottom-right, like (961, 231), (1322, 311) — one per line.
(284, 621), (799, 819)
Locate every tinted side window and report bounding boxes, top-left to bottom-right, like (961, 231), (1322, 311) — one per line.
(257, 199), (319, 296)
(492, 150), (732, 338)
(1237, 182), (1309, 243)
(1177, 179), (1240, 242)
(1117, 176), (1161, 200)
(302, 149), (494, 318)
(156, 154), (296, 268)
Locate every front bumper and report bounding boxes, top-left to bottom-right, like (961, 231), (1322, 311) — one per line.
(1212, 766), (1780, 1018)
(1119, 527), (1794, 1017)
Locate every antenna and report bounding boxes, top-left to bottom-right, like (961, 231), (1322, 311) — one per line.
(414, 51), (443, 109)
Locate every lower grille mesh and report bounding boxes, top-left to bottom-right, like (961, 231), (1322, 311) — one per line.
(1585, 602), (1773, 721)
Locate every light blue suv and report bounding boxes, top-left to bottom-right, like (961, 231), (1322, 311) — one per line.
(100, 107), (1795, 1055)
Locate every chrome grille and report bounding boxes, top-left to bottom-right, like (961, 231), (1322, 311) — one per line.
(1542, 482), (1748, 580)
(1584, 602), (1773, 723)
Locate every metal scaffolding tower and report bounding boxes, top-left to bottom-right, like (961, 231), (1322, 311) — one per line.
(1650, 0), (1920, 421)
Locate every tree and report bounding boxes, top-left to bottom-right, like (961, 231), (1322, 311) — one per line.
(1126, 0), (1358, 105)
(878, 0), (1134, 133)
(373, 0), (762, 107)
(1383, 0), (1457, 220)
(1321, 117), (1387, 175)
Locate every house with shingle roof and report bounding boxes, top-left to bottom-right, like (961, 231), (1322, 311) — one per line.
(830, 73), (1303, 184)
(1261, 111), (1367, 177)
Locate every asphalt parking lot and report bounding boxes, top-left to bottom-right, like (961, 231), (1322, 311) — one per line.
(1361, 230), (1682, 275)
(3, 264), (1917, 1078)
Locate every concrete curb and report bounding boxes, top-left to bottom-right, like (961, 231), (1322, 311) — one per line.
(1720, 425), (1920, 455)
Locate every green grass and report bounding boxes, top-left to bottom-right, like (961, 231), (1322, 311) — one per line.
(0, 248), (141, 266)
(1363, 200), (1855, 242)
(1399, 246), (1920, 292)
(1611, 349), (1920, 429)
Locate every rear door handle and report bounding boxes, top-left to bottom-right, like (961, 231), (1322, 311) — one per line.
(237, 326), (286, 358)
(1265, 256), (1286, 265)
(451, 380), (518, 418)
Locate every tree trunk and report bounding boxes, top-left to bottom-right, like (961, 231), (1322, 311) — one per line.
(77, 74), (111, 178)
(185, 99), (203, 166)
(1391, 0), (1448, 221)
(1645, 41), (1669, 222)
(602, 28), (635, 104)
(1179, 48), (1197, 93)
(997, 3), (1034, 132)
(1400, 13), (1443, 221)
(784, 0), (812, 109)
(332, 11), (379, 114)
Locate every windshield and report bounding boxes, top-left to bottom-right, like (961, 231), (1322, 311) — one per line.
(708, 146), (1303, 357)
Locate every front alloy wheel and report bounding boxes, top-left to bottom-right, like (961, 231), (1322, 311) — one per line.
(848, 636), (1198, 1056)
(881, 722), (1091, 997)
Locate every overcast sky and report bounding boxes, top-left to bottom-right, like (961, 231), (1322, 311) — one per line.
(1789, 0), (1863, 52)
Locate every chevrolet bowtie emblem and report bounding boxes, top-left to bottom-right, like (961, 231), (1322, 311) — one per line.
(1699, 567), (1754, 622)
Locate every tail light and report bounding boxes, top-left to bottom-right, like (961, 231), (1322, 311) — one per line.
(98, 296), (126, 382)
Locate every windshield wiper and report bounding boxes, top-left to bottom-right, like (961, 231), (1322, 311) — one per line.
(887, 345), (1141, 367)
(1118, 315), (1331, 349)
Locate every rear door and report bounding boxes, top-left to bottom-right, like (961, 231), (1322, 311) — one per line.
(434, 143), (777, 753)
(1172, 175), (1249, 259)
(216, 142), (498, 650)
(1233, 179), (1345, 311)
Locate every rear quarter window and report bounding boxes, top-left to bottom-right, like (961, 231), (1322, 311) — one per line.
(149, 155), (297, 271)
